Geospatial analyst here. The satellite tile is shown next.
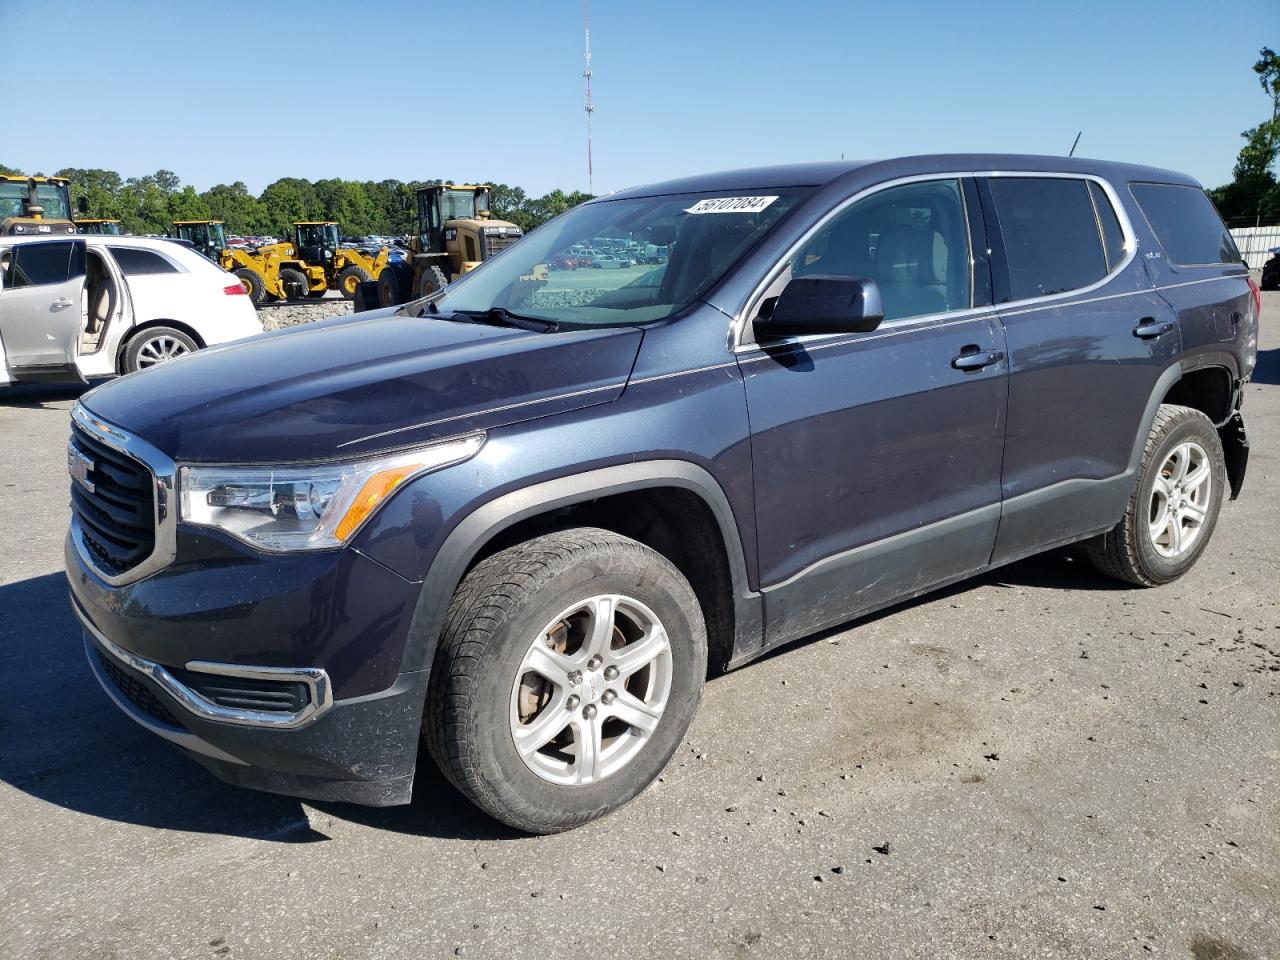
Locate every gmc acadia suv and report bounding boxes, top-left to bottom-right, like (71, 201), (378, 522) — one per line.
(65, 156), (1259, 833)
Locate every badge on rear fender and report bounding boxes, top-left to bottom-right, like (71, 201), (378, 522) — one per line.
(685, 196), (778, 215)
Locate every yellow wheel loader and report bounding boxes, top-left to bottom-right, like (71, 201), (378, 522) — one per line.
(172, 221), (318, 305)
(292, 222), (389, 300)
(1, 174), (78, 236)
(376, 184), (524, 307)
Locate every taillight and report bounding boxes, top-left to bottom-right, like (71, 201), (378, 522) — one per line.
(223, 283), (247, 296)
(1247, 276), (1261, 316)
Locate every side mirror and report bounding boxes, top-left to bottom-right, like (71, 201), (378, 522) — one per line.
(77, 197), (89, 215)
(753, 275), (884, 338)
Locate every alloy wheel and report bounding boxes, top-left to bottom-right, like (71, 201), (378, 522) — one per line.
(509, 594), (673, 786)
(136, 335), (190, 367)
(1148, 440), (1211, 558)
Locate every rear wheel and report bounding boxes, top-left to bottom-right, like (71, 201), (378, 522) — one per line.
(336, 265), (371, 300)
(415, 264), (449, 300)
(123, 326), (199, 373)
(278, 267), (309, 302)
(1086, 404), (1226, 586)
(425, 528), (707, 834)
(234, 268), (266, 305)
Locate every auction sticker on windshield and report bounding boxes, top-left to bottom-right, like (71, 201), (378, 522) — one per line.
(685, 196), (778, 214)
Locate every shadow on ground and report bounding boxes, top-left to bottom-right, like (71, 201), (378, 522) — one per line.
(0, 570), (512, 843)
(0, 548), (1115, 842)
(0, 382), (93, 409)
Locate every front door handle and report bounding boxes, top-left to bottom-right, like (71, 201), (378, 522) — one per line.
(52, 297), (75, 309)
(951, 348), (1005, 371)
(1133, 318), (1174, 340)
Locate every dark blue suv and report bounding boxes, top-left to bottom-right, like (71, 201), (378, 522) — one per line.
(65, 156), (1259, 833)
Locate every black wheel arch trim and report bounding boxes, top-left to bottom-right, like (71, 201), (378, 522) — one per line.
(398, 460), (764, 677)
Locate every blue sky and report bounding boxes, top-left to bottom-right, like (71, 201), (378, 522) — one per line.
(1, 0), (1275, 195)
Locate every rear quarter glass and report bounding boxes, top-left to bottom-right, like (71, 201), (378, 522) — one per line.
(1129, 183), (1240, 267)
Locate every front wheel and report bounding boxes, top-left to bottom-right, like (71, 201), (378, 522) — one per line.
(415, 264), (449, 300)
(123, 326), (199, 373)
(425, 528), (707, 834)
(1085, 403), (1226, 586)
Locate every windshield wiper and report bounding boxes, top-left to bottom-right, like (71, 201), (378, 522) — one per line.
(454, 307), (558, 332)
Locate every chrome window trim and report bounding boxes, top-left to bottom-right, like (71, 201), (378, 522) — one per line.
(731, 170), (1138, 354)
(76, 600), (333, 730)
(70, 402), (178, 586)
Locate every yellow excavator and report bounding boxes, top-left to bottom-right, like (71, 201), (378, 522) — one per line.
(376, 184), (524, 306)
(1, 174), (78, 236)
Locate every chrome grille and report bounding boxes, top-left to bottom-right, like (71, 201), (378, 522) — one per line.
(481, 230), (522, 259)
(69, 424), (155, 575)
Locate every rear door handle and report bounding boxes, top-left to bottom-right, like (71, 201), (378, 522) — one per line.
(951, 348), (1005, 371)
(1133, 318), (1174, 340)
(52, 297), (75, 309)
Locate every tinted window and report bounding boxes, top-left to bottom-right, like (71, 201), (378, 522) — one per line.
(5, 242), (78, 289)
(791, 178), (971, 322)
(1130, 183), (1239, 266)
(989, 177), (1107, 300)
(1088, 181), (1126, 271)
(108, 246), (178, 275)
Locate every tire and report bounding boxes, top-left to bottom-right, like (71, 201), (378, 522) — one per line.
(415, 264), (449, 300)
(378, 263), (412, 307)
(1085, 403), (1226, 586)
(278, 267), (309, 302)
(425, 527), (707, 834)
(336, 265), (371, 300)
(234, 267), (266, 305)
(123, 326), (199, 373)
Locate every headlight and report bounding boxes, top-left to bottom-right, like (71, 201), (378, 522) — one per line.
(178, 433), (484, 551)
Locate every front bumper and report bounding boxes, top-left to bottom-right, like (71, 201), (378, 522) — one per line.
(67, 531), (429, 806)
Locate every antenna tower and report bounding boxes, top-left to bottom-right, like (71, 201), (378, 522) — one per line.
(583, 0), (594, 194)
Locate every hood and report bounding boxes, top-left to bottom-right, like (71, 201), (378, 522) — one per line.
(82, 310), (642, 462)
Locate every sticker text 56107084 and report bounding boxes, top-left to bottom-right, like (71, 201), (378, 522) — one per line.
(684, 196), (778, 215)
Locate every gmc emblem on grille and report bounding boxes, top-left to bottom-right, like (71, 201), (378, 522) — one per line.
(67, 444), (95, 493)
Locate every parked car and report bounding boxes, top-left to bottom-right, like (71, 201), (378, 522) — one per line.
(0, 234), (262, 386)
(67, 155), (1257, 834)
(591, 255), (633, 268)
(1260, 246), (1280, 290)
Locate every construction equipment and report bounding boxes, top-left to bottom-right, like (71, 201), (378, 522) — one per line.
(377, 184), (523, 306)
(76, 219), (123, 235)
(173, 221), (295, 304)
(292, 221), (389, 300)
(0, 174), (78, 236)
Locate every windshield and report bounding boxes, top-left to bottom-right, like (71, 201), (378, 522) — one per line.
(0, 181), (71, 220)
(435, 188), (811, 328)
(440, 189), (478, 221)
(35, 183), (71, 220)
(0, 183), (22, 219)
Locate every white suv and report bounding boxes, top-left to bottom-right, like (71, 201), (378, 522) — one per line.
(0, 235), (262, 386)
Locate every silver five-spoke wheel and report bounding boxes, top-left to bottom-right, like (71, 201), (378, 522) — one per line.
(1149, 439), (1211, 558)
(510, 594), (673, 786)
(135, 335), (191, 367)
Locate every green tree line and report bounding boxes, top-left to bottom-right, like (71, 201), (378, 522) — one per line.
(0, 163), (591, 238)
(1208, 46), (1280, 226)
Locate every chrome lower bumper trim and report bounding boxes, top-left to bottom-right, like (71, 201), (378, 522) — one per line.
(74, 601), (333, 730)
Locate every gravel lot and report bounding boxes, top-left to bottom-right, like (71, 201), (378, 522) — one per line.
(1, 296), (1277, 960)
